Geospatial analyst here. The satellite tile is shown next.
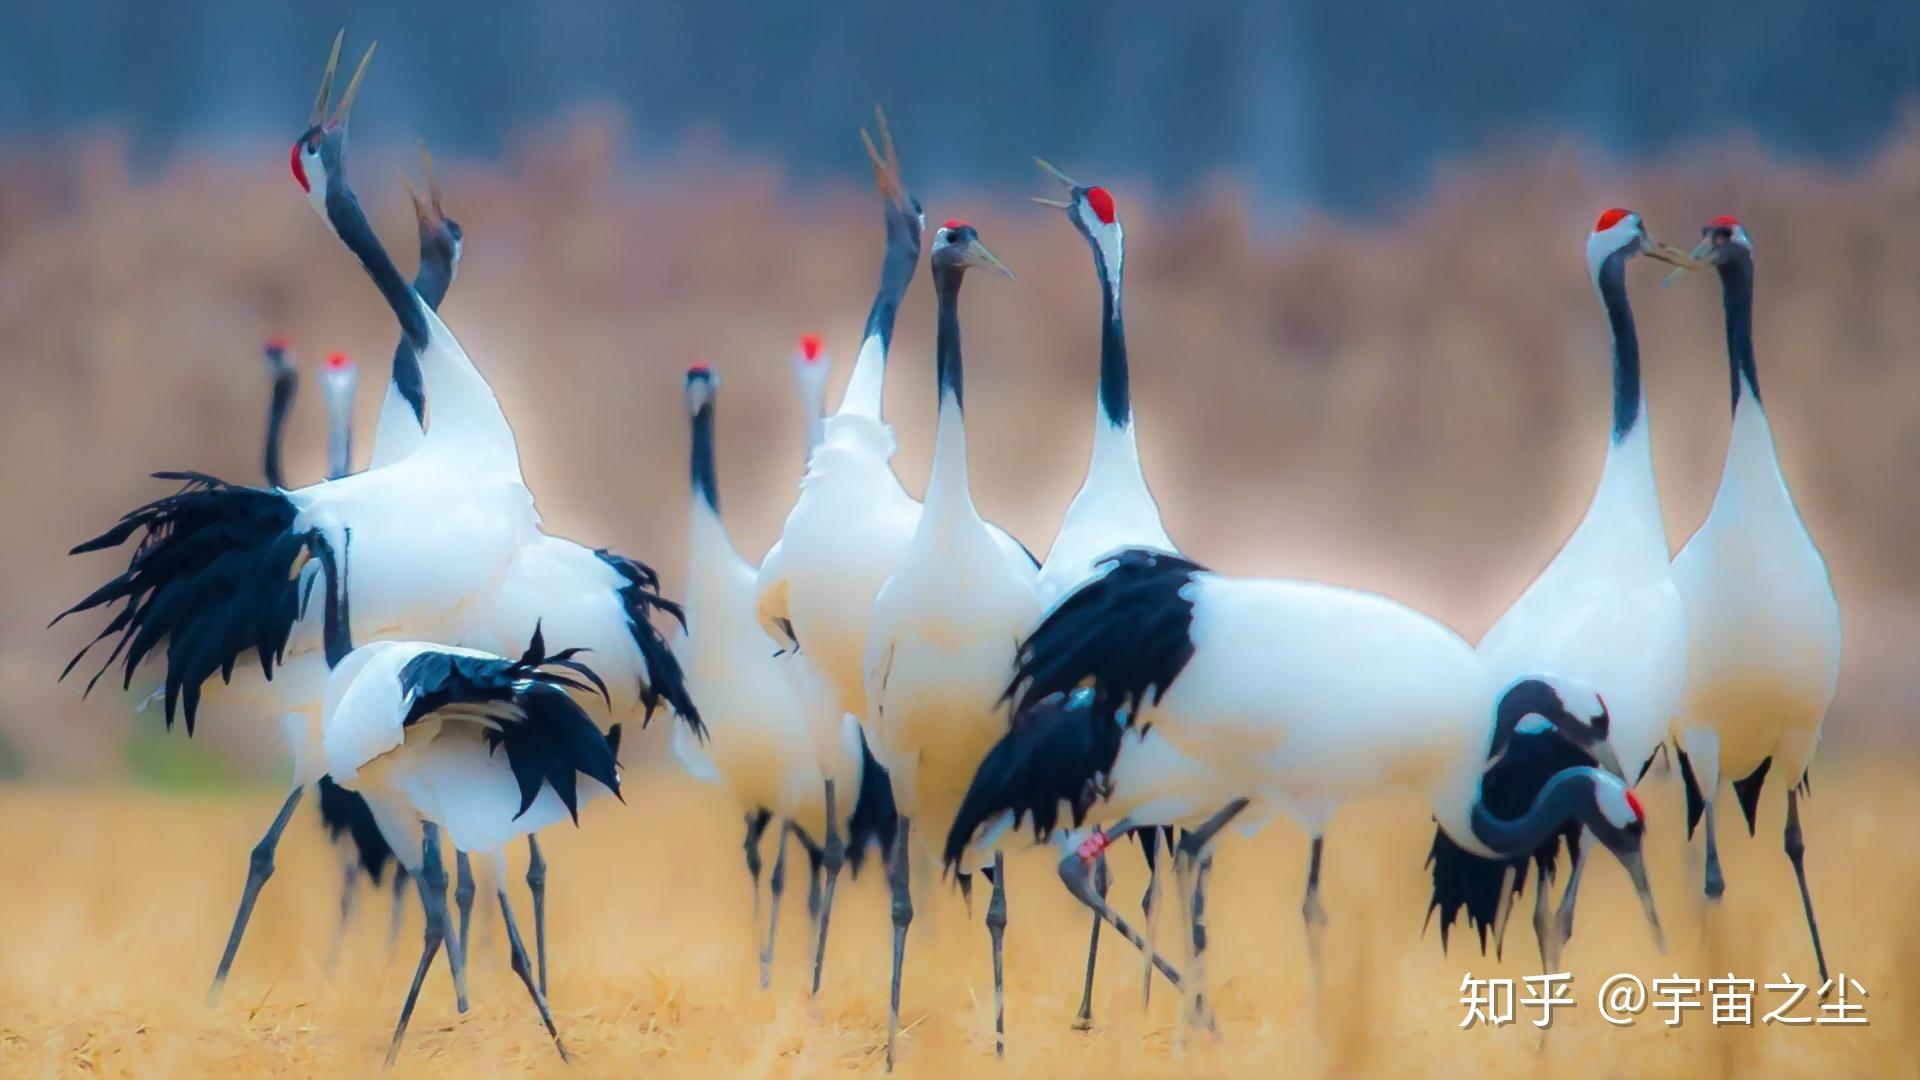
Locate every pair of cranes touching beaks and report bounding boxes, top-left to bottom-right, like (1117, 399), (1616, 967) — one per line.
(53, 30), (1841, 1069)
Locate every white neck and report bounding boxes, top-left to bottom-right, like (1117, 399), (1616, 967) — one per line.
(1581, 411), (1667, 548)
(837, 332), (887, 421)
(409, 308), (523, 478)
(923, 394), (976, 522)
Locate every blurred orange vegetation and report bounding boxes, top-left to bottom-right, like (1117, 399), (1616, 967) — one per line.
(1, 113), (1916, 778)
(1, 768), (1916, 1077)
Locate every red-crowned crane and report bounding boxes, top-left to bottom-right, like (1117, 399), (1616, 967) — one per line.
(304, 530), (608, 1065)
(1003, 549), (1665, 1013)
(862, 221), (1035, 1068)
(1665, 215), (1839, 983)
(54, 34), (694, 1006)
(1426, 209), (1698, 970)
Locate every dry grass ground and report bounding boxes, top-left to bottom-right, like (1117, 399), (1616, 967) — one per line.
(3, 761), (1915, 1078)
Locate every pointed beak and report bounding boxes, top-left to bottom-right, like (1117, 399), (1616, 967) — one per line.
(1589, 738), (1627, 782)
(1031, 157), (1077, 210)
(1660, 236), (1716, 289)
(1613, 844), (1666, 954)
(960, 238), (1015, 281)
(860, 106), (908, 211)
(325, 40), (377, 129)
(1638, 226), (1702, 272)
(310, 29), (344, 128)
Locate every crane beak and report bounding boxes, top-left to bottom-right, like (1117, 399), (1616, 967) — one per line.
(309, 29), (344, 128)
(1588, 738), (1627, 782)
(421, 142), (446, 218)
(860, 106), (909, 211)
(1618, 847), (1666, 954)
(1660, 236), (1717, 290)
(1034, 156), (1078, 188)
(1638, 226), (1701, 271)
(959, 237), (1015, 281)
(325, 40), (377, 130)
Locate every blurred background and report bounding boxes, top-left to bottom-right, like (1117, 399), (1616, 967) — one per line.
(2, 1), (1917, 782)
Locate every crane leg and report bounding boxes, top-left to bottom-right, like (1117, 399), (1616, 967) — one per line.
(416, 824), (467, 1013)
(1302, 836), (1328, 994)
(1057, 839), (1185, 993)
(1703, 800), (1726, 901)
(386, 824), (452, 1067)
(986, 851), (1009, 1057)
(1071, 852), (1110, 1031)
(1490, 863), (1519, 961)
(387, 867), (411, 955)
(811, 779), (845, 996)
(1140, 828), (1166, 1008)
(526, 836), (549, 995)
(885, 816), (913, 1072)
(454, 851), (476, 973)
(744, 809), (772, 954)
(1783, 790), (1830, 986)
(498, 884), (570, 1062)
(325, 862), (360, 976)
(1174, 799), (1249, 1033)
(1553, 834), (1586, 950)
(760, 822), (791, 990)
(207, 785), (305, 1005)
(1531, 860), (1555, 972)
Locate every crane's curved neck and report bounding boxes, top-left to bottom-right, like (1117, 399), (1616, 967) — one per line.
(265, 368), (296, 488)
(925, 265), (974, 516)
(312, 530), (354, 668)
(839, 212), (920, 420)
(1595, 247), (1643, 442)
(324, 142), (515, 473)
(1718, 255), (1761, 412)
(689, 398), (719, 516)
(386, 236), (458, 428)
(1469, 766), (1597, 856)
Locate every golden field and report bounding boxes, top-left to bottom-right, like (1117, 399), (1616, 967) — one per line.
(1, 764), (1916, 1078)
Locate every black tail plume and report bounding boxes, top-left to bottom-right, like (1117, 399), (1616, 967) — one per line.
(942, 693), (1123, 871)
(592, 548), (701, 739)
(316, 776), (397, 883)
(845, 728), (898, 877)
(54, 473), (304, 734)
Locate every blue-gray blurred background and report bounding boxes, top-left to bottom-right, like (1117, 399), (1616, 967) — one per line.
(5, 1), (1918, 216)
(2, 1), (1916, 781)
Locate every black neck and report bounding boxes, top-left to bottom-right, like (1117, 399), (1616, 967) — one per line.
(689, 399), (719, 514)
(387, 236), (458, 425)
(265, 369), (296, 487)
(1717, 254), (1761, 411)
(933, 265), (965, 410)
(1486, 677), (1557, 762)
(1470, 766), (1599, 856)
(862, 210), (920, 355)
(1094, 254), (1130, 427)
(310, 530), (354, 668)
(320, 138), (429, 351)
(1596, 246), (1642, 441)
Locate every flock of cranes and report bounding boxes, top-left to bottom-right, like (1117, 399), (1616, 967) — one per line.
(52, 33), (1842, 1069)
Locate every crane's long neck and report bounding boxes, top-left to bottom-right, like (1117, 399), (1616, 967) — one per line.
(689, 396), (719, 518)
(323, 144), (514, 472)
(311, 530), (354, 668)
(1596, 248), (1643, 442)
(1469, 766), (1599, 856)
(1718, 255), (1761, 412)
(838, 215), (919, 420)
(264, 367), (296, 488)
(325, 381), (353, 480)
(1087, 231), (1146, 487)
(924, 266), (975, 518)
(385, 237), (458, 429)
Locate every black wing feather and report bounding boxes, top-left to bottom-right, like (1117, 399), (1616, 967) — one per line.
(592, 548), (702, 739)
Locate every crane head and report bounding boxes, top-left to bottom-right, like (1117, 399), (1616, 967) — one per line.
(291, 30), (376, 218)
(262, 336), (294, 376)
(1585, 207), (1699, 284)
(1660, 215), (1753, 289)
(1033, 158), (1125, 290)
(860, 107), (924, 258)
(321, 351), (358, 399)
(931, 221), (1015, 281)
(402, 144), (465, 273)
(684, 363), (718, 416)
(790, 334), (830, 407)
